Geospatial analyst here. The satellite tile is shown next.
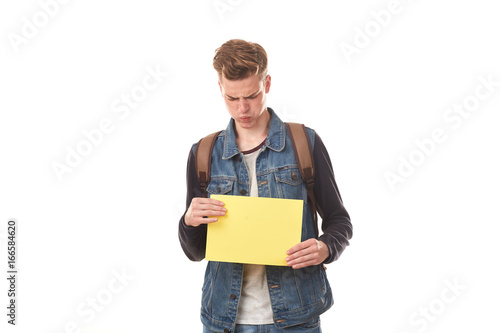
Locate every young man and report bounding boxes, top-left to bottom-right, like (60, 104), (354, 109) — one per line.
(179, 39), (352, 333)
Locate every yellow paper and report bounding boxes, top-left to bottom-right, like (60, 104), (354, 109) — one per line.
(206, 195), (303, 266)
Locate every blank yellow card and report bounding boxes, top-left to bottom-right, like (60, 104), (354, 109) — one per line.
(206, 195), (303, 266)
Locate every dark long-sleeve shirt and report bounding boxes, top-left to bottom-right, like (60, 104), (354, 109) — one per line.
(178, 132), (353, 264)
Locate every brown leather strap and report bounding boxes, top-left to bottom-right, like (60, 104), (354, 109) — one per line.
(285, 123), (318, 237)
(195, 131), (222, 198)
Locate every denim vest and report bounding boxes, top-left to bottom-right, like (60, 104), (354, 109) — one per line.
(197, 109), (333, 332)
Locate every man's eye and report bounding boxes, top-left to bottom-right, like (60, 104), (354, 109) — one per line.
(248, 92), (261, 99)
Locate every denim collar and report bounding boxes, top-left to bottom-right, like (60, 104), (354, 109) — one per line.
(222, 107), (285, 160)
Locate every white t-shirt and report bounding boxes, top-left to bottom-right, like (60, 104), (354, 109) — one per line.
(234, 148), (274, 325)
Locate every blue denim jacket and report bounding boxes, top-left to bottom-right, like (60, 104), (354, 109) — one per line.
(199, 109), (333, 331)
(179, 108), (352, 332)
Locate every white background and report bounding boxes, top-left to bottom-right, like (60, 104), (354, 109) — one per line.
(1, 0), (499, 332)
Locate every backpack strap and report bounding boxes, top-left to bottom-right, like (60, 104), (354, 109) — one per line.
(195, 130), (222, 198)
(285, 122), (318, 238)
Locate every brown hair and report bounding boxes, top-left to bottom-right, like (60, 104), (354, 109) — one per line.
(213, 39), (268, 81)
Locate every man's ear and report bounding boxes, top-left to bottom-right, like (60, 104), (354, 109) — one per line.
(218, 80), (223, 96)
(264, 75), (271, 93)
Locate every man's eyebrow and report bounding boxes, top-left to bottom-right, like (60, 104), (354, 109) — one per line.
(225, 89), (261, 99)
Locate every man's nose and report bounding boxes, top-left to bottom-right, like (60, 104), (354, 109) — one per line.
(238, 98), (249, 112)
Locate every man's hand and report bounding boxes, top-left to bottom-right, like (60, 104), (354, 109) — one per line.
(286, 239), (329, 269)
(184, 198), (226, 227)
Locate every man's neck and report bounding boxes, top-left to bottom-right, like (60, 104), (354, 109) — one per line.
(235, 109), (271, 152)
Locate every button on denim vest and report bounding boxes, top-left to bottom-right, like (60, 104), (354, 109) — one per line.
(196, 109), (333, 331)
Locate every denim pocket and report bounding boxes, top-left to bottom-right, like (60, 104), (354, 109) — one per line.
(201, 262), (220, 314)
(293, 316), (320, 330)
(274, 167), (306, 201)
(207, 179), (234, 195)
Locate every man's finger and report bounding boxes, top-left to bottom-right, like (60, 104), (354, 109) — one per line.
(287, 252), (317, 265)
(201, 208), (226, 217)
(286, 238), (317, 255)
(198, 216), (219, 224)
(194, 198), (225, 207)
(290, 259), (318, 269)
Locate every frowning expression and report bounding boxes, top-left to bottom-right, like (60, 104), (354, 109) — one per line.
(218, 74), (271, 131)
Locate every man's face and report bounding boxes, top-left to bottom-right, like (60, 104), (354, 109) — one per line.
(218, 74), (271, 131)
